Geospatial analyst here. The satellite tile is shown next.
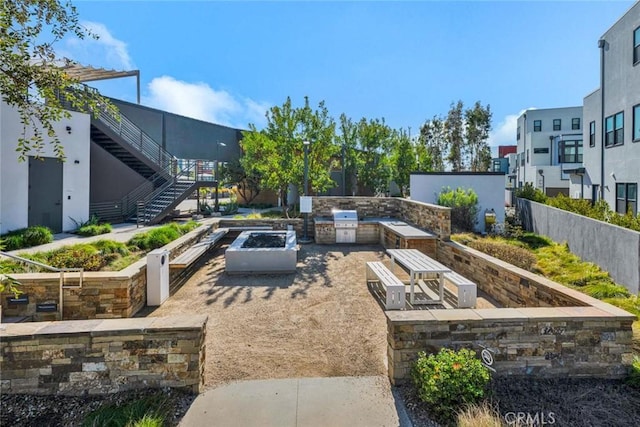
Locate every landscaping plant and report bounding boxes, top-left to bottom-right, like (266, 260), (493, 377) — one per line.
(1, 226), (53, 250)
(411, 347), (491, 423)
(514, 182), (547, 203)
(437, 187), (479, 232)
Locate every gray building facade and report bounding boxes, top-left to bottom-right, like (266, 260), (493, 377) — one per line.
(577, 2), (640, 213)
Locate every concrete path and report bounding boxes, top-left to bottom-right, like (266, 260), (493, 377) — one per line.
(180, 376), (411, 427)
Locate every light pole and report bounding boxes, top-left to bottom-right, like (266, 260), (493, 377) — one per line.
(300, 140), (312, 243)
(214, 142), (226, 213)
(341, 143), (346, 196)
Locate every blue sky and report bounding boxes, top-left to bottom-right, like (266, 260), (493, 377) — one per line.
(62, 0), (635, 147)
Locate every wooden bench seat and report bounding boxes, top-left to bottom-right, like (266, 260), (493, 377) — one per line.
(169, 228), (229, 270)
(366, 261), (405, 310)
(444, 271), (477, 308)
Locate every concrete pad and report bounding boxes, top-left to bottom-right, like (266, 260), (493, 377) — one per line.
(180, 378), (299, 427)
(179, 376), (403, 427)
(296, 377), (400, 427)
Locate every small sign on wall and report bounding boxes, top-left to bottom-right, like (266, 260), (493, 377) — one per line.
(6, 295), (29, 305)
(36, 303), (58, 312)
(300, 196), (313, 213)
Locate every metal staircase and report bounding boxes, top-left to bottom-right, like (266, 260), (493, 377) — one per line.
(80, 100), (216, 225)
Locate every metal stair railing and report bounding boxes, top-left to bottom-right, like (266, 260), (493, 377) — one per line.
(134, 159), (217, 225)
(0, 251), (83, 321)
(95, 106), (175, 174)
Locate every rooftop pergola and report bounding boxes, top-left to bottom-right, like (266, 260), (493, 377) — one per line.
(62, 64), (141, 104)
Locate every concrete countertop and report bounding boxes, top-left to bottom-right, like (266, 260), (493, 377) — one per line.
(379, 221), (435, 239)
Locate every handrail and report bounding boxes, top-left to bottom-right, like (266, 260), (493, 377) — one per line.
(0, 251), (83, 321)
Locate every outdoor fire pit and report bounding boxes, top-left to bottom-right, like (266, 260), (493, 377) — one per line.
(225, 230), (297, 274)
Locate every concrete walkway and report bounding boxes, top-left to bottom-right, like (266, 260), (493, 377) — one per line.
(180, 376), (412, 427)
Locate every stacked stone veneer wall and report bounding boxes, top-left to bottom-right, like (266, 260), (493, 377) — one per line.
(219, 218), (306, 236)
(387, 306), (635, 384)
(1, 223), (214, 321)
(436, 241), (587, 308)
(0, 315), (207, 395)
(311, 197), (451, 240)
(386, 239), (636, 384)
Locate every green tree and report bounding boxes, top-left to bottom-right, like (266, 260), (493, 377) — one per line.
(356, 117), (393, 195)
(390, 128), (416, 197)
(1, 0), (113, 161)
(445, 101), (465, 171)
(418, 116), (446, 171)
(337, 113), (359, 195)
(240, 96), (336, 216)
(465, 101), (492, 172)
(223, 158), (262, 204)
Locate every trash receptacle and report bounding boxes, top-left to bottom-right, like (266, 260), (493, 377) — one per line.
(147, 249), (169, 306)
(484, 209), (496, 233)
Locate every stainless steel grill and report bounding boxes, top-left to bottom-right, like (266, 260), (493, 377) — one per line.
(333, 209), (358, 243)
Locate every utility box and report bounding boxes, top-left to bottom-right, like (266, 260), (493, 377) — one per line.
(147, 249), (169, 306)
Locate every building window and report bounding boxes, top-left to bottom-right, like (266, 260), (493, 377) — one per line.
(616, 183), (637, 215)
(572, 118), (580, 130)
(526, 149), (529, 163)
(553, 119), (561, 131)
(533, 120), (541, 132)
(605, 111), (624, 147)
(520, 153), (524, 166)
(589, 121), (596, 147)
(634, 27), (640, 65)
(533, 147), (549, 154)
(517, 126), (520, 140)
(558, 140), (583, 163)
(634, 104), (640, 141)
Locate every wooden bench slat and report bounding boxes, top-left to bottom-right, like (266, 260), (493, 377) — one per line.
(169, 228), (229, 270)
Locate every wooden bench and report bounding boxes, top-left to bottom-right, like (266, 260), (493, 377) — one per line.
(444, 271), (477, 308)
(366, 261), (405, 310)
(169, 228), (229, 270)
(226, 226), (273, 231)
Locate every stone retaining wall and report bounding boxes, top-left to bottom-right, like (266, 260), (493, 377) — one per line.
(1, 223), (214, 321)
(387, 306), (635, 384)
(436, 240), (587, 308)
(0, 315), (207, 395)
(218, 218), (307, 236)
(311, 196), (400, 218)
(397, 199), (451, 241)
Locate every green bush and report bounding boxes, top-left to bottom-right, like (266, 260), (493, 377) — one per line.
(47, 245), (107, 271)
(77, 223), (112, 237)
(467, 239), (537, 270)
(516, 232), (553, 250)
(515, 182), (547, 203)
(92, 239), (130, 257)
(1, 226), (53, 250)
(628, 356), (640, 389)
(127, 222), (197, 251)
(437, 187), (479, 232)
(82, 392), (169, 427)
(411, 348), (491, 422)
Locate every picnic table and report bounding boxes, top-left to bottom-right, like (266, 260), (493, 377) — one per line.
(386, 249), (451, 305)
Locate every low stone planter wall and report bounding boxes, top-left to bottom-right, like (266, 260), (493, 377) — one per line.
(1, 222), (214, 321)
(436, 240), (588, 308)
(0, 315), (207, 395)
(387, 306), (635, 384)
(397, 199), (451, 241)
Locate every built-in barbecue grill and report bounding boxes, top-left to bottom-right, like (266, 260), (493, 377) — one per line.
(333, 209), (358, 243)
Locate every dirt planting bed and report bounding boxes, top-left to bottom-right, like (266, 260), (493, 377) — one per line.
(145, 244), (390, 387)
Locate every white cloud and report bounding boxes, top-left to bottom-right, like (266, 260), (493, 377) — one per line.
(143, 76), (269, 128)
(60, 21), (133, 70)
(488, 108), (536, 147)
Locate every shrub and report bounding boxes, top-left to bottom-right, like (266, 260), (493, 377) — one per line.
(515, 182), (547, 203)
(437, 187), (479, 232)
(92, 239), (130, 257)
(127, 222), (197, 251)
(467, 239), (537, 270)
(516, 232), (552, 250)
(76, 223), (112, 237)
(456, 401), (503, 427)
(628, 356), (640, 389)
(1, 226), (54, 250)
(411, 348), (491, 422)
(47, 245), (107, 271)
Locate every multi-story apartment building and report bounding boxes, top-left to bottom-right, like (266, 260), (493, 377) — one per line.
(515, 107), (583, 196)
(573, 2), (640, 214)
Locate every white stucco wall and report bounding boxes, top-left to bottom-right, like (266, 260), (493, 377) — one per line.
(410, 173), (506, 232)
(0, 100), (90, 234)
